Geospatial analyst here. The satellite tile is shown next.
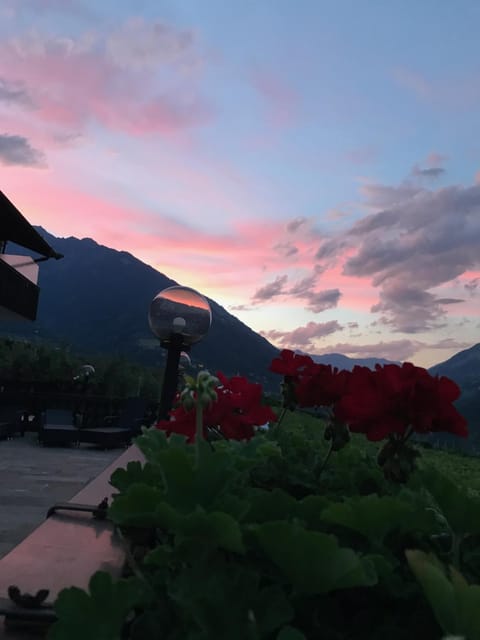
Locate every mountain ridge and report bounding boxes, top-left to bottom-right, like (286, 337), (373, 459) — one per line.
(4, 228), (479, 437)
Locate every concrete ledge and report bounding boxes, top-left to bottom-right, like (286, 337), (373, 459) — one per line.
(0, 445), (145, 637)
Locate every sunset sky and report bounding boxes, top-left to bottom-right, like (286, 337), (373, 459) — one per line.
(1, 0), (480, 367)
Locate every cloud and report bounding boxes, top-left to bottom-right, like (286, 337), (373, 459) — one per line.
(304, 288), (342, 313)
(286, 270), (341, 313)
(288, 274), (317, 297)
(316, 339), (421, 362)
(0, 134), (45, 167)
(273, 241), (298, 257)
(0, 78), (33, 106)
(465, 277), (479, 295)
(262, 320), (343, 349)
(324, 180), (480, 332)
(411, 153), (446, 179)
(0, 27), (210, 139)
(253, 275), (288, 301)
(106, 17), (201, 72)
(427, 338), (473, 350)
(360, 182), (422, 208)
(315, 237), (348, 261)
(370, 286), (454, 333)
(229, 304), (253, 312)
(325, 208), (349, 220)
(286, 216), (307, 233)
(426, 152), (447, 166)
(411, 165), (445, 179)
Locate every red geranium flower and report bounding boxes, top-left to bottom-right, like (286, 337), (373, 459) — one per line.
(295, 364), (351, 408)
(155, 372), (277, 442)
(269, 349), (314, 378)
(335, 363), (468, 441)
(156, 406), (199, 443)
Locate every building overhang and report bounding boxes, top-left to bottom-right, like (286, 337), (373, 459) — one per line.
(0, 190), (62, 322)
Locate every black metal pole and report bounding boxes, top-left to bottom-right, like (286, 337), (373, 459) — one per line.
(158, 333), (184, 420)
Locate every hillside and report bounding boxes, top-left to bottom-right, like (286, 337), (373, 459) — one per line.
(428, 343), (480, 453)
(309, 353), (398, 370)
(3, 229), (279, 389)
(3, 229), (479, 450)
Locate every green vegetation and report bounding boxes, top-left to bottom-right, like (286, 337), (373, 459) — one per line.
(49, 410), (480, 640)
(0, 338), (164, 400)
(283, 409), (480, 490)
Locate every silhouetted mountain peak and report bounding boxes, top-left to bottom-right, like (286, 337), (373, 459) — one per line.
(5, 229), (279, 388)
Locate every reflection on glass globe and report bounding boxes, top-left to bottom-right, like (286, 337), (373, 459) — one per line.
(148, 286), (212, 346)
(179, 351), (192, 368)
(74, 364), (95, 381)
(80, 364), (95, 377)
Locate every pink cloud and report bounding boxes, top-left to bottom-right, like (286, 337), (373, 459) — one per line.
(262, 320), (343, 349)
(1, 168), (300, 297)
(106, 17), (201, 72)
(0, 26), (210, 142)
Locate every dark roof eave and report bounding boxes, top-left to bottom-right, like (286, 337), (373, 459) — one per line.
(0, 190), (62, 260)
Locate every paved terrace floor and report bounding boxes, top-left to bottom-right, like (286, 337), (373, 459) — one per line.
(0, 434), (120, 559)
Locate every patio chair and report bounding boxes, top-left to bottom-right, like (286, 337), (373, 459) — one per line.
(38, 409), (79, 447)
(78, 398), (146, 449)
(0, 406), (27, 440)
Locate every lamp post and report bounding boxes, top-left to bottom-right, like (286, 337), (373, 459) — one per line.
(148, 286), (212, 420)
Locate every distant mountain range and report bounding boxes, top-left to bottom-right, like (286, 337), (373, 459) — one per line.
(3, 229), (479, 451)
(309, 353), (399, 370)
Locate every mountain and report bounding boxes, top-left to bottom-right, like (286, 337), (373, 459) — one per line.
(3, 229), (279, 390)
(428, 343), (480, 387)
(427, 344), (480, 454)
(309, 353), (399, 370)
(3, 228), (479, 448)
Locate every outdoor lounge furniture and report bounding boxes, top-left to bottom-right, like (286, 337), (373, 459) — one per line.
(78, 426), (132, 449)
(78, 397), (146, 449)
(0, 406), (26, 439)
(38, 409), (79, 447)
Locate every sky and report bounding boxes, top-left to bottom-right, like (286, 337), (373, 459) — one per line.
(1, 0), (480, 368)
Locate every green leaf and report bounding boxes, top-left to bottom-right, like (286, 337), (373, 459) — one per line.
(177, 509), (245, 553)
(49, 573), (149, 640)
(277, 626), (306, 640)
(253, 521), (377, 594)
(143, 545), (171, 568)
(168, 555), (261, 639)
(108, 483), (164, 527)
(320, 495), (418, 544)
(135, 428), (171, 460)
(421, 466), (480, 536)
(154, 440), (235, 512)
(109, 461), (164, 493)
(253, 586), (294, 635)
(294, 495), (331, 530)
(245, 488), (297, 523)
(406, 550), (457, 634)
(455, 582), (480, 640)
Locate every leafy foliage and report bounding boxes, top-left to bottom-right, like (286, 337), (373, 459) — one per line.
(0, 337), (163, 400)
(48, 364), (480, 639)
